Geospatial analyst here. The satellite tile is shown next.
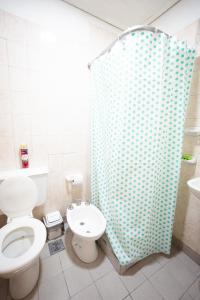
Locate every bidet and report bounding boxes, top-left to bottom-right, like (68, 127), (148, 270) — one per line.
(66, 202), (106, 263)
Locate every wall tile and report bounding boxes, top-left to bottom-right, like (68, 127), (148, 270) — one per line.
(27, 44), (41, 70)
(13, 114), (31, 136)
(9, 67), (27, 91)
(62, 153), (87, 174)
(48, 154), (62, 174)
(4, 12), (27, 41)
(28, 70), (42, 91)
(31, 135), (48, 166)
(0, 114), (12, 136)
(0, 11), (6, 39)
(47, 112), (64, 135)
(0, 65), (8, 91)
(0, 8), (117, 219)
(31, 113), (47, 135)
(26, 22), (42, 44)
(47, 134), (63, 155)
(0, 136), (16, 170)
(0, 38), (7, 65)
(62, 133), (88, 155)
(46, 174), (64, 214)
(186, 95), (200, 118)
(11, 91), (31, 114)
(7, 40), (27, 67)
(190, 71), (200, 95)
(29, 92), (47, 113)
(0, 92), (11, 114)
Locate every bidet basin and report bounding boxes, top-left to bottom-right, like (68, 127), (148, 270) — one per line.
(187, 177), (200, 200)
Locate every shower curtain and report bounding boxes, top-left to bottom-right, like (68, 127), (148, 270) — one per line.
(91, 30), (195, 266)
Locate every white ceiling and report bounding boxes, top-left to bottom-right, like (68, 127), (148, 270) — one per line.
(64, 0), (180, 29)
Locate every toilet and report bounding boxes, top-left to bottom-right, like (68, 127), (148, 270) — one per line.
(67, 202), (106, 263)
(0, 168), (48, 299)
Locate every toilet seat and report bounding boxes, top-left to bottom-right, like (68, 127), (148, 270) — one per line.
(0, 218), (46, 277)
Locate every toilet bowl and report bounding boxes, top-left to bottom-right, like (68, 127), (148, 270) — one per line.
(0, 171), (48, 299)
(67, 202), (106, 263)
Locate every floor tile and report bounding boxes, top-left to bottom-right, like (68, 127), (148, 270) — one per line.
(64, 264), (93, 296)
(59, 250), (74, 270)
(176, 251), (200, 276)
(119, 264), (146, 293)
(39, 273), (69, 300)
(71, 284), (101, 300)
(39, 254), (62, 283)
(156, 253), (171, 266)
(180, 292), (193, 300)
(124, 296), (133, 300)
(187, 278), (200, 300)
(88, 249), (114, 281)
(164, 256), (196, 290)
(150, 267), (185, 300)
(131, 280), (163, 300)
(22, 285), (39, 300)
(96, 270), (128, 300)
(139, 255), (162, 278)
(40, 243), (50, 260)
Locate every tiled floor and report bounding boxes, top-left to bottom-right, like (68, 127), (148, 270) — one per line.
(4, 230), (200, 300)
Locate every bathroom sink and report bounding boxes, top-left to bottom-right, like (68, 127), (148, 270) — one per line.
(187, 177), (200, 200)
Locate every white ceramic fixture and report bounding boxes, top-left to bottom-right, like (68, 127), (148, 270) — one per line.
(184, 127), (200, 136)
(0, 168), (48, 299)
(67, 202), (106, 263)
(187, 177), (200, 200)
(182, 156), (197, 164)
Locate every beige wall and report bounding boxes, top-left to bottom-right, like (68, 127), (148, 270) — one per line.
(0, 8), (119, 221)
(173, 20), (200, 255)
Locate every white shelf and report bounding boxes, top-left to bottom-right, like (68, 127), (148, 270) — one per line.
(184, 127), (200, 136)
(0, 166), (48, 181)
(182, 157), (196, 164)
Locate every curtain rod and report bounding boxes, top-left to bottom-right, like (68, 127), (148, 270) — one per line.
(88, 25), (171, 69)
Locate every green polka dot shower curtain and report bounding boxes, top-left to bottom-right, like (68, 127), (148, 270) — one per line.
(91, 31), (195, 266)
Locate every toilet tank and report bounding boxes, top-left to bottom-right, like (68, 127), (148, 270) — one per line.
(0, 167), (48, 211)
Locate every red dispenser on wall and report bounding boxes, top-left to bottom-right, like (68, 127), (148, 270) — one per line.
(20, 144), (29, 168)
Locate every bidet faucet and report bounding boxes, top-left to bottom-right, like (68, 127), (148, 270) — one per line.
(68, 203), (74, 210)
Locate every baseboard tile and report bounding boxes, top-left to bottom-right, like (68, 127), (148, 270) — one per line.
(172, 235), (200, 265)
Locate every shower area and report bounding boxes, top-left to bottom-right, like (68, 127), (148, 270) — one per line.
(90, 25), (195, 272)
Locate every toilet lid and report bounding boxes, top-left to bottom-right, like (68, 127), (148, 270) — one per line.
(0, 176), (38, 218)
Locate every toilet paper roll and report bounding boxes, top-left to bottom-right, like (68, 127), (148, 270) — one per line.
(71, 174), (83, 185)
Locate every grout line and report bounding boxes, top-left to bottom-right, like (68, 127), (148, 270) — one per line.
(180, 277), (199, 300)
(4, 37), (16, 170)
(61, 268), (71, 300)
(140, 263), (164, 281)
(93, 281), (104, 300)
(117, 272), (131, 295)
(147, 0), (182, 26)
(61, 0), (123, 31)
(146, 277), (165, 300)
(68, 282), (94, 299)
(89, 267), (114, 283)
